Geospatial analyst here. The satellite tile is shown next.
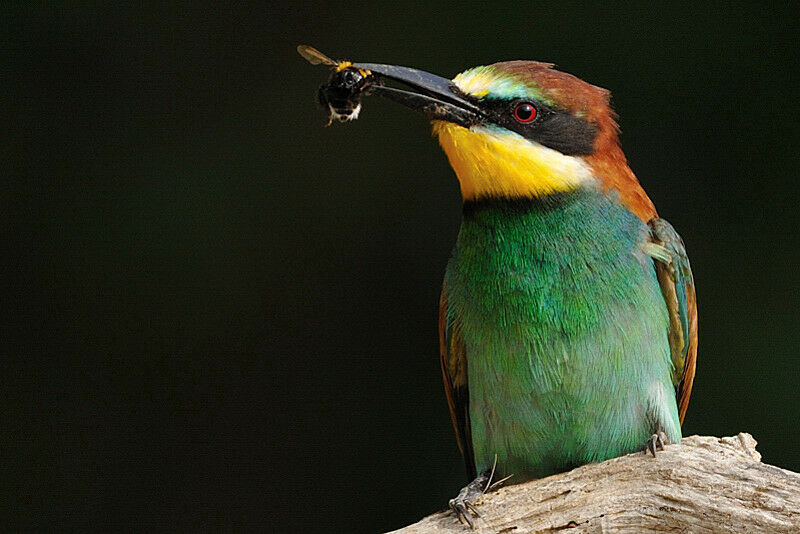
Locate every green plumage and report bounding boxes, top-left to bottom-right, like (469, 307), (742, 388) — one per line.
(444, 187), (681, 478)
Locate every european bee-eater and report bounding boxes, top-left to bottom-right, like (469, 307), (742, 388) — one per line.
(300, 49), (698, 528)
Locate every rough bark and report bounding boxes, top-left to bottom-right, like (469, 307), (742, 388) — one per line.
(390, 434), (800, 533)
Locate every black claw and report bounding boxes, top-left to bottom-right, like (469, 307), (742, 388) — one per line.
(645, 431), (667, 457)
(463, 511), (474, 529)
(465, 501), (481, 517)
(450, 498), (474, 528)
(448, 469), (490, 529)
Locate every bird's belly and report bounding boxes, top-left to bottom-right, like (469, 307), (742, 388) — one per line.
(462, 288), (677, 479)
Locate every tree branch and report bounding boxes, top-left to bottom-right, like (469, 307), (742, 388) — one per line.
(391, 434), (800, 533)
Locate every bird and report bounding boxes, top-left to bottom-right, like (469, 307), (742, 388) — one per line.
(300, 49), (697, 529)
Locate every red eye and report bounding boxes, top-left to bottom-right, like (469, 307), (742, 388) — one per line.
(514, 102), (536, 123)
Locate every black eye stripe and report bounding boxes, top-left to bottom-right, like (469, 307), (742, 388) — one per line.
(469, 98), (597, 156)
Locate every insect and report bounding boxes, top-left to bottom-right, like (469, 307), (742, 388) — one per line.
(297, 45), (375, 125)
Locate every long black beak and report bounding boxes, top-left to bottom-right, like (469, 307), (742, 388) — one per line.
(354, 62), (483, 128)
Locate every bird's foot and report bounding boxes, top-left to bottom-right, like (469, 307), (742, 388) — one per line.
(644, 430), (668, 457)
(449, 469), (490, 529)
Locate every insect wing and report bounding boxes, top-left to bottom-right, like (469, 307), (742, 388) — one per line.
(297, 45), (337, 67)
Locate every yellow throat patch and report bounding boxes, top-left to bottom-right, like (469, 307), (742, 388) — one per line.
(432, 121), (593, 201)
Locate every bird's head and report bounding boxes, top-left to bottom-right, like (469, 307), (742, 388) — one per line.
(360, 60), (656, 220)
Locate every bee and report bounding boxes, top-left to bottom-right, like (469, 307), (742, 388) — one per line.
(297, 45), (375, 125)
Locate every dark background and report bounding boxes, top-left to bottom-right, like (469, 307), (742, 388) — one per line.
(4, 2), (798, 531)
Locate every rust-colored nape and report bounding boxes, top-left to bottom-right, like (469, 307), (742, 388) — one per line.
(496, 61), (657, 221)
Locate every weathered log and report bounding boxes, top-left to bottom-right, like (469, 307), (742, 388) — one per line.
(391, 434), (799, 533)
